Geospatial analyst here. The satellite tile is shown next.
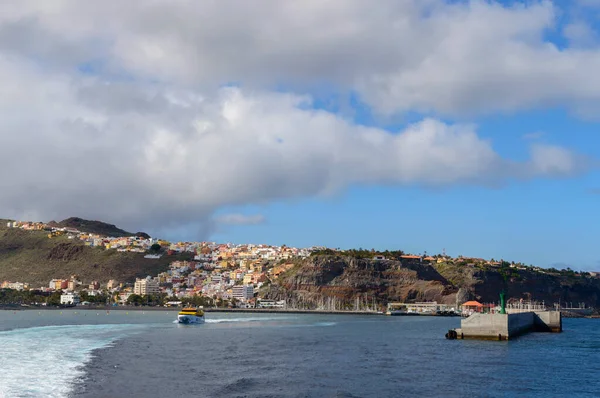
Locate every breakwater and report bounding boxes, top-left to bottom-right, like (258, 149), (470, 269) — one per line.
(447, 311), (562, 340)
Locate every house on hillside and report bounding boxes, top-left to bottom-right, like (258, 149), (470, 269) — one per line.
(400, 255), (421, 264)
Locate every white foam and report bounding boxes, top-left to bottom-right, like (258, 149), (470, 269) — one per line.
(0, 324), (144, 398)
(205, 316), (293, 324)
(314, 322), (337, 327)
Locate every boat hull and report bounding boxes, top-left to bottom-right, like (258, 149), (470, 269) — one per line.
(177, 315), (205, 324)
(387, 310), (408, 316)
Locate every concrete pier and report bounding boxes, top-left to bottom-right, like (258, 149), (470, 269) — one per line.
(448, 311), (561, 341)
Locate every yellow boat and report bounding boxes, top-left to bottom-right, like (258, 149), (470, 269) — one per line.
(177, 307), (205, 324)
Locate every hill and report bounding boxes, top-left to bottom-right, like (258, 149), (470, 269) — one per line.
(261, 255), (600, 309)
(46, 217), (143, 238)
(0, 221), (185, 286)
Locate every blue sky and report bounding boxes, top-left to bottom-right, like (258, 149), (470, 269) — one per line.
(211, 108), (600, 270)
(2, 1), (600, 270)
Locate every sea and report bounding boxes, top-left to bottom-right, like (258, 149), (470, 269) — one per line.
(0, 310), (598, 398)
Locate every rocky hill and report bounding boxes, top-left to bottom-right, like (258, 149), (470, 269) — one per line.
(46, 217), (147, 238)
(0, 221), (184, 286)
(261, 255), (600, 309)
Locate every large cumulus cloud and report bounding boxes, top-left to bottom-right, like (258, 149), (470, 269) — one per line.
(0, 0), (595, 238)
(2, 1), (600, 115)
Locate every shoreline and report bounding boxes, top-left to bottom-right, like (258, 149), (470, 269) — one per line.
(0, 305), (382, 316)
(3, 305), (597, 318)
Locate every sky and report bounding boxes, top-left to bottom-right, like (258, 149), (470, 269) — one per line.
(1, 1), (600, 270)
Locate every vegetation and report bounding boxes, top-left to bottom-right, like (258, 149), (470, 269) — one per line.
(0, 288), (50, 305)
(310, 248), (406, 259)
(126, 293), (168, 306)
(181, 294), (216, 308)
(47, 217), (136, 237)
(79, 290), (110, 304)
(0, 222), (193, 285)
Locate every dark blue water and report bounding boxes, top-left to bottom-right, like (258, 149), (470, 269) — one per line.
(1, 310), (598, 397)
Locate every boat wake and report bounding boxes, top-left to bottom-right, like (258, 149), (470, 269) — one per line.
(0, 324), (146, 398)
(205, 317), (294, 324)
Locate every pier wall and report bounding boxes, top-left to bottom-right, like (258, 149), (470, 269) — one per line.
(459, 313), (510, 339)
(533, 311), (562, 333)
(507, 312), (535, 337)
(455, 311), (561, 340)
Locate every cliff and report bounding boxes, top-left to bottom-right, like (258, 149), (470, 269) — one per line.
(261, 255), (600, 309)
(261, 255), (458, 310)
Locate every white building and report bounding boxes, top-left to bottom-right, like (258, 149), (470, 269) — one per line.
(143, 254), (162, 259)
(119, 292), (133, 305)
(232, 285), (254, 301)
(257, 299), (286, 309)
(60, 292), (80, 305)
(7, 282), (28, 291)
(134, 277), (160, 296)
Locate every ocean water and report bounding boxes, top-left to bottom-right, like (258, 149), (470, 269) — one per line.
(0, 310), (599, 398)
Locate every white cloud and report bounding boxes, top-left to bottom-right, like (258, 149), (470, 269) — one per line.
(528, 144), (586, 177)
(215, 214), (266, 226)
(563, 21), (598, 48)
(0, 1), (595, 238)
(0, 1), (600, 116)
(0, 54), (586, 237)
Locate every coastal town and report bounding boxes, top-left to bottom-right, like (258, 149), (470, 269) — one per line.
(1, 220), (599, 313)
(2, 220), (314, 309)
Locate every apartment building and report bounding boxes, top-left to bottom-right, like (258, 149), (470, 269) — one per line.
(134, 277), (160, 295)
(232, 285), (254, 302)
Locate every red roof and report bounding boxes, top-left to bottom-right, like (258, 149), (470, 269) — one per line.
(462, 301), (483, 307)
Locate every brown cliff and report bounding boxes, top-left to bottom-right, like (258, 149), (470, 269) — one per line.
(262, 255), (600, 309)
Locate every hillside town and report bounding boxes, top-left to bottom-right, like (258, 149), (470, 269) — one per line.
(3, 220), (312, 308)
(2, 220), (599, 311)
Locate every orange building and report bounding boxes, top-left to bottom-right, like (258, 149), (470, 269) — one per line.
(462, 301), (484, 313)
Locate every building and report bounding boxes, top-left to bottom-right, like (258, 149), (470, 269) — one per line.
(119, 292), (133, 305)
(106, 280), (118, 290)
(67, 275), (81, 291)
(134, 277), (160, 296)
(387, 301), (457, 314)
(49, 279), (68, 290)
(461, 300), (484, 316)
(60, 292), (80, 305)
(89, 281), (100, 290)
(257, 299), (286, 309)
(242, 273), (253, 285)
(232, 285), (254, 301)
(2, 281), (28, 291)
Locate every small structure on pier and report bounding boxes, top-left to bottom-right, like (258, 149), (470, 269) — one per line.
(461, 300), (484, 316)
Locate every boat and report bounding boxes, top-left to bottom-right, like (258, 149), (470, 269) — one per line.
(386, 310), (408, 316)
(177, 307), (205, 324)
